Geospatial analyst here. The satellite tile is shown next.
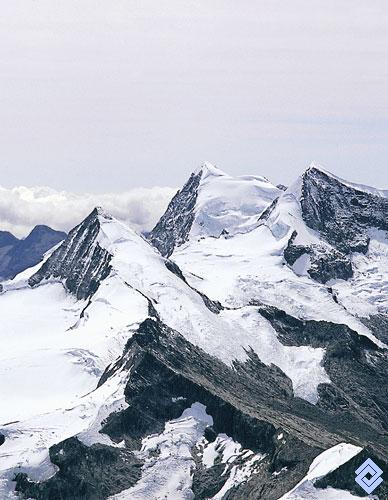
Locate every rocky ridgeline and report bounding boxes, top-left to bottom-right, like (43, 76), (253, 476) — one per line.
(14, 313), (388, 499)
(148, 170), (202, 257)
(28, 208), (112, 300)
(284, 166), (388, 283)
(301, 167), (388, 254)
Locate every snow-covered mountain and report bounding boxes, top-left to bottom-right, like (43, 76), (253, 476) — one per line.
(0, 164), (387, 500)
(261, 164), (388, 284)
(148, 162), (281, 257)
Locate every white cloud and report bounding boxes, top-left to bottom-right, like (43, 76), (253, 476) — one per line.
(0, 185), (176, 238)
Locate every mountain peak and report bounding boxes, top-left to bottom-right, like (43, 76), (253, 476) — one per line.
(301, 163), (388, 198)
(26, 224), (66, 239)
(296, 163), (388, 265)
(0, 226), (67, 281)
(148, 164), (280, 256)
(84, 206), (114, 224)
(28, 208), (113, 299)
(195, 162), (227, 180)
(93, 205), (113, 220)
(262, 164), (388, 283)
(0, 231), (19, 248)
(304, 161), (326, 173)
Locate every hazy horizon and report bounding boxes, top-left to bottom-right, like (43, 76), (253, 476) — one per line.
(1, 1), (388, 192)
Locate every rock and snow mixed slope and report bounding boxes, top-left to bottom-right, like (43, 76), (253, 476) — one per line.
(173, 164), (388, 345)
(148, 162), (280, 257)
(266, 164), (388, 285)
(0, 164), (387, 499)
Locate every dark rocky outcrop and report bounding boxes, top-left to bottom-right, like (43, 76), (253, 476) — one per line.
(147, 170), (202, 257)
(301, 166), (388, 255)
(283, 230), (308, 266)
(259, 305), (388, 438)
(284, 230), (353, 283)
(360, 314), (388, 344)
(257, 197), (279, 223)
(0, 226), (66, 281)
(165, 259), (224, 314)
(14, 438), (142, 500)
(28, 209), (112, 300)
(307, 246), (353, 283)
(16, 312), (387, 499)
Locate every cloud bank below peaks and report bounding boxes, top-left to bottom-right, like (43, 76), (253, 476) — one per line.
(0, 185), (176, 238)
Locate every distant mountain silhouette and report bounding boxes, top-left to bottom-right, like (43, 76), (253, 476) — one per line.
(0, 225), (66, 280)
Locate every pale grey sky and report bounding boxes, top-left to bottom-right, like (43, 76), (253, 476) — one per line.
(1, 0), (388, 192)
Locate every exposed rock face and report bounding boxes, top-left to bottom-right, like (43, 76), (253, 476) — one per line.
(284, 231), (353, 283)
(283, 231), (307, 266)
(258, 305), (388, 441)
(28, 209), (112, 300)
(15, 314), (387, 499)
(280, 166), (388, 283)
(257, 197), (279, 223)
(0, 226), (66, 280)
(301, 166), (388, 254)
(148, 170), (202, 257)
(307, 246), (353, 283)
(360, 314), (388, 344)
(14, 438), (143, 500)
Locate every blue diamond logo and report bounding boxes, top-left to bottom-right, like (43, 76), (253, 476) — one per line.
(355, 458), (383, 494)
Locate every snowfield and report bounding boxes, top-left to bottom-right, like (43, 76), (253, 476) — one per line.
(189, 162), (281, 239)
(173, 222), (384, 347)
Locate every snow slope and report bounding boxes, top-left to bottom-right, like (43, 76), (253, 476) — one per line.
(173, 221), (384, 347)
(0, 208), (331, 498)
(190, 162), (281, 239)
(148, 162), (280, 256)
(173, 164), (387, 349)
